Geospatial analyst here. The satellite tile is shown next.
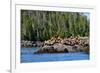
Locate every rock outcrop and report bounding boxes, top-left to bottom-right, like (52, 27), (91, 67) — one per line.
(34, 36), (89, 54)
(21, 40), (44, 47)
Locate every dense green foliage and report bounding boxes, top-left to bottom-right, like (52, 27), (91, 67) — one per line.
(21, 10), (89, 41)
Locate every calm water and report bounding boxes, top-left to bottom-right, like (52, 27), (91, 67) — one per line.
(21, 47), (89, 63)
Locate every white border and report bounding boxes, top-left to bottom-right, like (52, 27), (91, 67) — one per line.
(11, 2), (96, 73)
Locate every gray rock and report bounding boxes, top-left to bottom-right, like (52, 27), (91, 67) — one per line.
(34, 43), (83, 54)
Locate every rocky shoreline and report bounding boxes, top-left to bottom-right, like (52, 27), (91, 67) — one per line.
(21, 36), (89, 54)
(21, 40), (44, 48)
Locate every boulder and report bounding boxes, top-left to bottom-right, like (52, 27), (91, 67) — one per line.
(34, 43), (83, 54)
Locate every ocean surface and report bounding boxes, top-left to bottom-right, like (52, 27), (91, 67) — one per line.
(21, 47), (89, 63)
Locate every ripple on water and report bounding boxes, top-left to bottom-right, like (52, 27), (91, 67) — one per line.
(21, 48), (89, 63)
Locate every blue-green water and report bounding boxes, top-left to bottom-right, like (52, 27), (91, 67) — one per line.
(21, 47), (89, 63)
